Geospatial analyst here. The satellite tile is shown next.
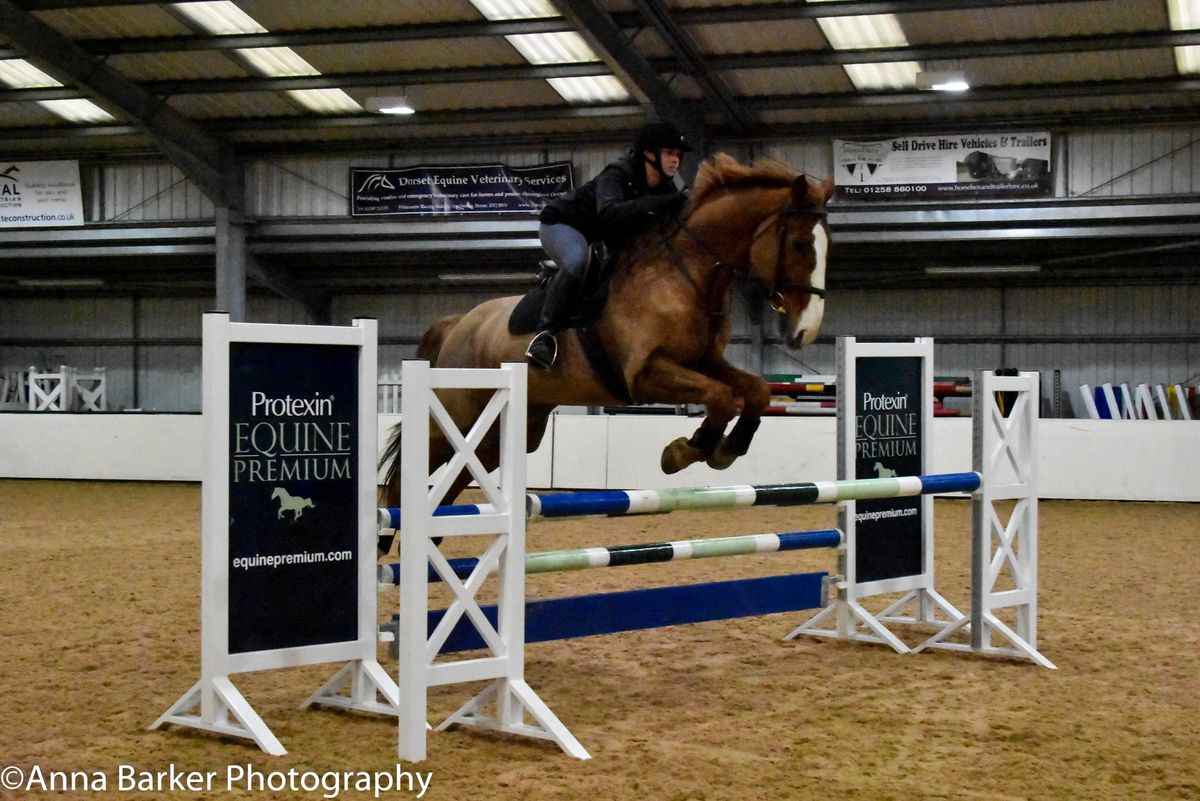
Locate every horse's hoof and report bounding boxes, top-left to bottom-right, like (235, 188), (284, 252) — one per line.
(661, 436), (703, 474)
(705, 448), (737, 470)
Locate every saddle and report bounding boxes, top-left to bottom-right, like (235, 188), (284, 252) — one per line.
(507, 242), (611, 336)
(507, 242), (634, 404)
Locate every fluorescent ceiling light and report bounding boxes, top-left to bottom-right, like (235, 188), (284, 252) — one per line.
(924, 265), (1041, 276)
(172, 2), (362, 113)
(1166, 0), (1200, 73)
(467, 0), (631, 104)
(0, 59), (114, 123)
(17, 277), (107, 288)
(917, 71), (970, 92)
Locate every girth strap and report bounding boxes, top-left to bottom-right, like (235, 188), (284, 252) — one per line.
(577, 323), (634, 405)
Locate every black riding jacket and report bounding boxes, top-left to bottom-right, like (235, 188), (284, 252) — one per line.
(539, 151), (683, 249)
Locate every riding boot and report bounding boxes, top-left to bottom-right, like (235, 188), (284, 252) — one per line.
(526, 268), (582, 371)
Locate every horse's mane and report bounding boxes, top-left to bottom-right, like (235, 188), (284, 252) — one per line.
(617, 153), (799, 270)
(685, 152), (799, 212)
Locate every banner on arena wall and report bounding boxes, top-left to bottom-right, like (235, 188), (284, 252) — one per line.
(833, 132), (1052, 201)
(349, 162), (573, 216)
(0, 160), (84, 227)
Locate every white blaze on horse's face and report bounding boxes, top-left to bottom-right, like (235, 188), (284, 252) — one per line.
(783, 219), (828, 348)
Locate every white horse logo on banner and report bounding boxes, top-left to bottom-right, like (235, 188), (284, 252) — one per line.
(271, 487), (314, 521)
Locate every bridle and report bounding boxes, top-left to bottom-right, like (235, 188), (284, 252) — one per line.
(750, 204), (828, 314)
(671, 201), (828, 315)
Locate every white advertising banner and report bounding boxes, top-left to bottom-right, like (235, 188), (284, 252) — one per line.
(833, 132), (1052, 201)
(0, 160), (85, 227)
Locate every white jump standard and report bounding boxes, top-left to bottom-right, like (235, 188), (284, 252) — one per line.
(393, 340), (1054, 763)
(152, 314), (398, 756)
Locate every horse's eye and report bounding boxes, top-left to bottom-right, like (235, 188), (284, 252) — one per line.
(792, 240), (811, 253)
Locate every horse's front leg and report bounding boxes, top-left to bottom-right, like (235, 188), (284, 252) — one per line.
(629, 356), (739, 474)
(704, 361), (771, 470)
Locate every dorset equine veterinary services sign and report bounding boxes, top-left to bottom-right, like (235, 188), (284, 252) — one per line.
(0, 160), (84, 227)
(834, 132), (1052, 201)
(350, 162), (573, 216)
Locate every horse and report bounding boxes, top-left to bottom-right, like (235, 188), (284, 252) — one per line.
(380, 153), (835, 515)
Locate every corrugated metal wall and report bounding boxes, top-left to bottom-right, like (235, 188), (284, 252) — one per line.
(80, 125), (1200, 222)
(5, 128), (1199, 413)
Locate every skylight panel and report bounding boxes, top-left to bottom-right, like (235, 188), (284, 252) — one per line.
(287, 89), (361, 114)
(1166, 0), (1200, 74)
(808, 0), (921, 91)
(0, 59), (115, 123)
(506, 32), (596, 65)
(547, 75), (630, 103)
(468, 0), (631, 103)
(172, 1), (265, 35)
(468, 0), (558, 19)
(844, 62), (922, 91)
(0, 59), (59, 87)
(37, 98), (116, 123)
(172, 1), (362, 113)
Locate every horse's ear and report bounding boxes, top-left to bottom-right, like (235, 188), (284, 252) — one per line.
(791, 174), (833, 207)
(820, 176), (835, 203)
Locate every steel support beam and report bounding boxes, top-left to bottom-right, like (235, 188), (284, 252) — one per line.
(631, 0), (752, 135)
(554, 0), (705, 167)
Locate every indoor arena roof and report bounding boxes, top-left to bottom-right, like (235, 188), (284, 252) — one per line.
(5, 0), (1200, 300)
(1, 0), (1199, 158)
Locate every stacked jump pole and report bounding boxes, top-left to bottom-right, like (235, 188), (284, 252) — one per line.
(394, 338), (1054, 763)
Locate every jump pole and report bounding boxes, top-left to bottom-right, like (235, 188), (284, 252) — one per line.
(151, 314), (398, 756)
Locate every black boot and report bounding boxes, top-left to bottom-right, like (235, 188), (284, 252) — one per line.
(525, 268), (581, 371)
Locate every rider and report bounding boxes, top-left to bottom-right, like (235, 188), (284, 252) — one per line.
(525, 119), (693, 371)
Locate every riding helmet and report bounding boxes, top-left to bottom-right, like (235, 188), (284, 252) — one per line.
(633, 119), (694, 154)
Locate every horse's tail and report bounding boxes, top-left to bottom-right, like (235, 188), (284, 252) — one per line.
(417, 313), (464, 366)
(379, 314), (459, 508)
(380, 420), (403, 507)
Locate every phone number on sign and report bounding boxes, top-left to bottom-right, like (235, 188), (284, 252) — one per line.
(845, 184), (927, 194)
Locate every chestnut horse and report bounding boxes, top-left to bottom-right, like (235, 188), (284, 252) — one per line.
(380, 154), (834, 510)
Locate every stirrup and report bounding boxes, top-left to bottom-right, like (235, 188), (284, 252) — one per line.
(525, 331), (558, 371)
